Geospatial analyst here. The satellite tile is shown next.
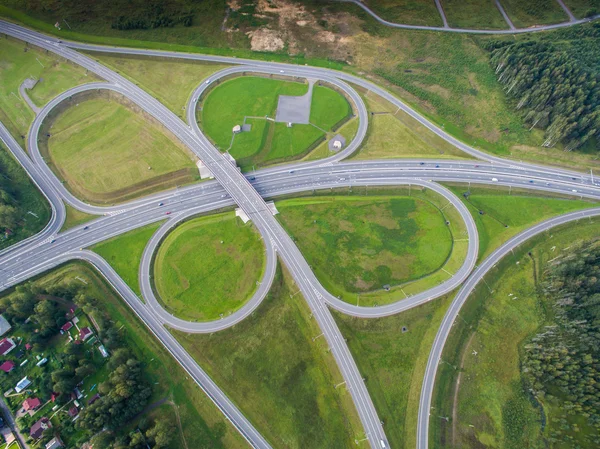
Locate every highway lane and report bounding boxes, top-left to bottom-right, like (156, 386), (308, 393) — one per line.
(416, 206), (600, 449)
(2, 20), (600, 448)
(1, 21), (391, 448)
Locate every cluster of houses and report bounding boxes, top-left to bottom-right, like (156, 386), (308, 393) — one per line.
(0, 312), (111, 448)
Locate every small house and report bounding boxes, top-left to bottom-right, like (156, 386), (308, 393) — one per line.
(22, 397), (41, 412)
(0, 361), (14, 373)
(0, 315), (11, 337)
(79, 327), (92, 341)
(30, 417), (51, 439)
(0, 338), (16, 356)
(45, 437), (64, 449)
(15, 377), (31, 393)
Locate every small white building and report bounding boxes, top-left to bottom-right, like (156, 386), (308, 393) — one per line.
(15, 377), (31, 393)
(232, 124), (241, 134)
(333, 140), (342, 150)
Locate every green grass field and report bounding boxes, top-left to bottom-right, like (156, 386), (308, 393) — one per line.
(44, 95), (198, 204)
(0, 145), (51, 251)
(90, 52), (230, 119)
(154, 213), (265, 321)
(200, 76), (350, 169)
(60, 205), (96, 232)
(334, 292), (453, 449)
(17, 262), (247, 449)
(276, 192), (453, 304)
(303, 117), (359, 161)
(501, 0), (568, 27)
(442, 0), (507, 29)
(447, 185), (597, 260)
(173, 265), (364, 448)
(431, 219), (600, 449)
(364, 0), (444, 26)
(93, 222), (163, 297)
(355, 93), (470, 160)
(0, 36), (94, 145)
(564, 0), (600, 18)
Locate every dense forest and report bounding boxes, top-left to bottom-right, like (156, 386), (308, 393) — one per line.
(522, 239), (600, 446)
(486, 24), (600, 152)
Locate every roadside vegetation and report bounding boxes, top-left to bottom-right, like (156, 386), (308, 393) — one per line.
(362, 0), (444, 26)
(564, 0), (600, 18)
(1, 2), (598, 171)
(88, 53), (230, 119)
(200, 76), (351, 169)
(334, 292), (454, 449)
(173, 265), (364, 448)
(276, 188), (458, 306)
(0, 144), (50, 251)
(0, 35), (94, 145)
(353, 91), (471, 160)
(42, 92), (199, 204)
(60, 205), (97, 232)
(500, 0), (568, 27)
(447, 184), (597, 259)
(431, 218), (600, 449)
(0, 262), (244, 448)
(93, 222), (163, 297)
(441, 0), (507, 29)
(153, 213), (265, 321)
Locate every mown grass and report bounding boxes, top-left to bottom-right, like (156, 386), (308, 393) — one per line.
(200, 76), (349, 169)
(0, 35), (94, 145)
(302, 117), (359, 161)
(92, 222), (163, 297)
(60, 204), (96, 232)
(501, 0), (568, 27)
(0, 145), (50, 251)
(354, 92), (471, 160)
(334, 292), (454, 449)
(309, 84), (352, 130)
(173, 265), (364, 448)
(446, 184), (597, 260)
(45, 94), (198, 204)
(154, 213), (265, 322)
(18, 262), (247, 449)
(276, 192), (453, 305)
(442, 0), (507, 29)
(89, 52), (230, 119)
(430, 219), (600, 449)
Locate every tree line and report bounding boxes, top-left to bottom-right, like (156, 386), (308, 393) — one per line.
(522, 239), (600, 445)
(485, 24), (600, 152)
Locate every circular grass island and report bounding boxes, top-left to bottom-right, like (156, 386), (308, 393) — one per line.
(276, 188), (466, 306)
(199, 76), (356, 170)
(42, 92), (198, 204)
(153, 213), (266, 321)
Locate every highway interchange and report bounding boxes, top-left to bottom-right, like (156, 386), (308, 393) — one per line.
(1, 17), (600, 449)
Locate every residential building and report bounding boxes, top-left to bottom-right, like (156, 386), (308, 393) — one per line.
(0, 360), (14, 373)
(15, 376), (31, 393)
(0, 315), (11, 337)
(30, 417), (51, 439)
(0, 338), (16, 356)
(22, 397), (41, 412)
(45, 436), (64, 449)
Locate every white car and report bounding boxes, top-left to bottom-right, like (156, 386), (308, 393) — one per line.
(491, 177), (498, 182)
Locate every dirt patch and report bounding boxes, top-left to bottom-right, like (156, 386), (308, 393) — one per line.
(247, 28), (285, 51)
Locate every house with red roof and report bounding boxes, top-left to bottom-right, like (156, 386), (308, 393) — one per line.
(30, 417), (51, 439)
(60, 322), (73, 334)
(22, 397), (41, 413)
(0, 338), (16, 356)
(68, 406), (78, 418)
(25, 343), (32, 350)
(0, 360), (14, 373)
(79, 327), (93, 341)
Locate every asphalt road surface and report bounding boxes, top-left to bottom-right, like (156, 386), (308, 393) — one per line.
(1, 18), (600, 449)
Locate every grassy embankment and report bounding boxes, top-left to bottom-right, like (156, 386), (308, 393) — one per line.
(88, 52), (230, 119)
(153, 213), (265, 321)
(173, 265), (365, 449)
(43, 93), (199, 204)
(7, 262), (248, 449)
(0, 35), (93, 144)
(200, 76), (351, 169)
(93, 222), (163, 297)
(276, 187), (467, 307)
(363, 0), (444, 26)
(441, 0), (507, 29)
(430, 218), (600, 449)
(1, 2), (598, 171)
(446, 184), (598, 259)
